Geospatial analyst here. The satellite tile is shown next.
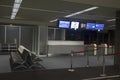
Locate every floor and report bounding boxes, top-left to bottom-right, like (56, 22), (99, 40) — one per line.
(40, 55), (114, 69)
(0, 66), (119, 80)
(0, 54), (114, 73)
(0, 54), (118, 80)
(0, 55), (11, 73)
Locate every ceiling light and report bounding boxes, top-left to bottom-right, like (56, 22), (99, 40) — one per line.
(12, 12), (16, 16)
(12, 8), (18, 13)
(13, 3), (20, 9)
(10, 0), (22, 19)
(15, 0), (22, 3)
(107, 19), (116, 22)
(65, 6), (98, 18)
(50, 19), (58, 23)
(11, 15), (15, 19)
(49, 6), (98, 23)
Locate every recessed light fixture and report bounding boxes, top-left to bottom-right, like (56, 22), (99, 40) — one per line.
(10, 0), (22, 19)
(50, 19), (58, 23)
(15, 0), (22, 3)
(50, 6), (98, 23)
(65, 6), (98, 18)
(12, 8), (18, 13)
(11, 15), (15, 19)
(12, 12), (16, 16)
(13, 3), (20, 9)
(107, 19), (116, 22)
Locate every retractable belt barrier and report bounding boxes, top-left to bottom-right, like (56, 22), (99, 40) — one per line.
(68, 44), (117, 77)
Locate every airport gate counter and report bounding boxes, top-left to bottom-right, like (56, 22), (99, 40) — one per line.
(47, 40), (84, 56)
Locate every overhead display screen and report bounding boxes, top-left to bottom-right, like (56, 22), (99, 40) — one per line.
(86, 23), (96, 29)
(70, 21), (79, 30)
(58, 20), (70, 28)
(95, 24), (104, 30)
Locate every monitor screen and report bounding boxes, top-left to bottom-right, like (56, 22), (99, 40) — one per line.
(86, 23), (96, 30)
(70, 21), (79, 30)
(58, 20), (70, 28)
(95, 24), (104, 30)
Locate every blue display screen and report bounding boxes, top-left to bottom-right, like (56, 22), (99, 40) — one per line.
(95, 24), (104, 30)
(58, 20), (70, 28)
(86, 23), (96, 29)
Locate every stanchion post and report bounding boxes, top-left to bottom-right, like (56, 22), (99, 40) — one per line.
(100, 54), (106, 76)
(68, 51), (75, 72)
(86, 52), (89, 67)
(100, 44), (107, 76)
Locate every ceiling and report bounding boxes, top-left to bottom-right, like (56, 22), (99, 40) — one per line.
(0, 0), (119, 29)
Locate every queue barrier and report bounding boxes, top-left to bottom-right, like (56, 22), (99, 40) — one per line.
(68, 44), (116, 77)
(68, 52), (75, 72)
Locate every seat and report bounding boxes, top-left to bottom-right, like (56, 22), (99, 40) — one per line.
(10, 45), (45, 71)
(10, 51), (27, 71)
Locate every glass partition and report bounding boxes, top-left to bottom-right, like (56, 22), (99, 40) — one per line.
(6, 26), (19, 45)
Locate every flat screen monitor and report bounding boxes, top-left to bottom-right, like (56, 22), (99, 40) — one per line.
(70, 21), (79, 30)
(86, 23), (96, 30)
(58, 20), (70, 28)
(95, 24), (104, 30)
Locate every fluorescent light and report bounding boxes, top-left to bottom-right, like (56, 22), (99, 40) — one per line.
(10, 0), (22, 19)
(13, 3), (20, 9)
(11, 15), (15, 19)
(107, 19), (116, 22)
(15, 0), (22, 3)
(50, 19), (58, 23)
(65, 6), (98, 18)
(12, 12), (16, 16)
(49, 6), (98, 23)
(12, 8), (18, 13)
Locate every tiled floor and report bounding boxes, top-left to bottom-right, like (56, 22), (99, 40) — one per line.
(40, 55), (114, 69)
(0, 55), (11, 73)
(0, 66), (119, 80)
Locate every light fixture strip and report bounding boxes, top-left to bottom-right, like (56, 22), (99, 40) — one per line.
(50, 6), (98, 23)
(11, 15), (15, 19)
(12, 8), (18, 13)
(50, 19), (58, 23)
(15, 0), (22, 4)
(107, 19), (116, 22)
(65, 6), (98, 18)
(11, 0), (22, 19)
(13, 3), (21, 9)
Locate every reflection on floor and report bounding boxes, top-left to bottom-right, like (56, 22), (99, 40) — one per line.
(40, 55), (114, 69)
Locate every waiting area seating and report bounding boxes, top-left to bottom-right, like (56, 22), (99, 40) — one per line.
(9, 45), (45, 71)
